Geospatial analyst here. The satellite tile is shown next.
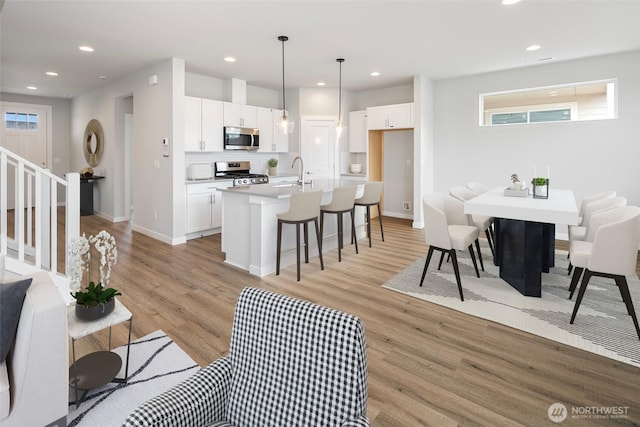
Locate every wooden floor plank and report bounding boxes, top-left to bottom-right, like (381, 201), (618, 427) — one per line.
(39, 212), (640, 424)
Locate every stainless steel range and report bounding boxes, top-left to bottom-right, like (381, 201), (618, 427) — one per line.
(214, 161), (269, 186)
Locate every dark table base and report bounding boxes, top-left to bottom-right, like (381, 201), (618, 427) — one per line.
(493, 217), (555, 297)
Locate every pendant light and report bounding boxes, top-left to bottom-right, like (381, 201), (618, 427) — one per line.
(335, 58), (345, 138)
(276, 35), (294, 134)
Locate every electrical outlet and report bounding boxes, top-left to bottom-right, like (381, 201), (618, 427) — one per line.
(403, 201), (411, 210)
(153, 210), (158, 221)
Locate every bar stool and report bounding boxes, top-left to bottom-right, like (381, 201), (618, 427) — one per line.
(320, 186), (359, 262)
(354, 181), (384, 248)
(276, 190), (324, 281)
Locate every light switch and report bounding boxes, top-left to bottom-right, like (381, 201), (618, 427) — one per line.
(154, 160), (160, 169)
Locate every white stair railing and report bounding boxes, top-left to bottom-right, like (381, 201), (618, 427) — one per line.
(0, 145), (80, 275)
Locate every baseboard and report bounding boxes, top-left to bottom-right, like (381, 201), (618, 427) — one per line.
(131, 224), (186, 246)
(383, 211), (413, 220)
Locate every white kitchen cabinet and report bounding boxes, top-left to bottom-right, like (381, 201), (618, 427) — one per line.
(366, 103), (413, 130)
(223, 102), (258, 128)
(185, 97), (223, 152)
(349, 110), (367, 153)
(258, 107), (289, 153)
(186, 181), (231, 237)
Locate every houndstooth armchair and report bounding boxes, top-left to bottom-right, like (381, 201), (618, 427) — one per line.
(123, 287), (370, 427)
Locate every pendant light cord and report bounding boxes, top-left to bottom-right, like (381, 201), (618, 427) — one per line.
(279, 36), (288, 113)
(339, 60), (342, 125)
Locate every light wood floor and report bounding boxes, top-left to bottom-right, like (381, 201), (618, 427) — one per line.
(62, 214), (640, 425)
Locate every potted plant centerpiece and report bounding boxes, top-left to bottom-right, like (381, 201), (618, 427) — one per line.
(268, 158), (278, 176)
(531, 177), (549, 199)
(68, 230), (120, 321)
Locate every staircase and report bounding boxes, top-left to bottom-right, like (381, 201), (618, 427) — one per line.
(1, 145), (80, 278)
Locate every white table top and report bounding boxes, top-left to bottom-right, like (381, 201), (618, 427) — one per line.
(67, 298), (132, 340)
(464, 186), (579, 225)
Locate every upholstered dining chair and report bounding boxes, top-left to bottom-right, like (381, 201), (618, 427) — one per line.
(449, 185), (494, 259)
(577, 190), (616, 221)
(123, 287), (370, 426)
(568, 206), (640, 340)
(276, 190), (324, 281)
(568, 194), (624, 243)
(320, 185), (359, 262)
(567, 196), (626, 274)
(466, 182), (492, 195)
(354, 181), (384, 248)
(421, 192), (481, 301)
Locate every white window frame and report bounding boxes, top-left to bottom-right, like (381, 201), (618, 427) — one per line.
(479, 79), (617, 127)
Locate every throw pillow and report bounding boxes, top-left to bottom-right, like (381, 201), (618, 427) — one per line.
(0, 278), (33, 362)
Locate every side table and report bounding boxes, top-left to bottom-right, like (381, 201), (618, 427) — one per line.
(67, 298), (133, 408)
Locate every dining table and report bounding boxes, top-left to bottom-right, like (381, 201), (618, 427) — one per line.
(464, 187), (579, 297)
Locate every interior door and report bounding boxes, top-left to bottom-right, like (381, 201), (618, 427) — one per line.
(1, 103), (49, 209)
(301, 118), (337, 179)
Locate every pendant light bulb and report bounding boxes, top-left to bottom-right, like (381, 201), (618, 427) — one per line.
(335, 58), (346, 138)
(277, 35), (294, 134)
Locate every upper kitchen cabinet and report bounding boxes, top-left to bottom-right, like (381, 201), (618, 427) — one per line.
(223, 102), (258, 128)
(349, 110), (367, 153)
(366, 103), (413, 130)
(258, 107), (289, 153)
(185, 96), (224, 152)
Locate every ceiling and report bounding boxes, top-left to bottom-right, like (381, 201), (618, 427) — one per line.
(1, 0), (639, 99)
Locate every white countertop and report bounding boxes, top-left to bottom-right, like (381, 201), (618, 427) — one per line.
(464, 186), (579, 225)
(185, 173), (298, 185)
(219, 178), (365, 199)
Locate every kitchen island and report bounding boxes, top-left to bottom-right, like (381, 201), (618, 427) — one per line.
(219, 179), (366, 277)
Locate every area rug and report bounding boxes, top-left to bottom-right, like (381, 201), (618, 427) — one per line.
(67, 330), (200, 427)
(382, 244), (640, 368)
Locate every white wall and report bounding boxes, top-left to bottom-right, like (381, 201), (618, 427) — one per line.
(433, 50), (640, 212)
(71, 58), (186, 244)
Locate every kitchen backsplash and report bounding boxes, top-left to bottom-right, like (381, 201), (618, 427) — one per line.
(185, 151), (300, 175)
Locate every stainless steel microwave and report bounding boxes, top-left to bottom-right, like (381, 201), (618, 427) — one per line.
(223, 127), (259, 150)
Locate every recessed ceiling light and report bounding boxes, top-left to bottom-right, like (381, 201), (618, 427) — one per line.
(46, 71), (59, 76)
(370, 71), (380, 77)
(317, 82), (326, 86)
(502, 0), (521, 5)
(79, 46), (94, 52)
(224, 57), (236, 62)
(526, 44), (541, 51)
(98, 75), (108, 80)
(27, 86), (37, 90)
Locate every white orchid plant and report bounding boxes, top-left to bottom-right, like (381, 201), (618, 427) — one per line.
(68, 230), (120, 306)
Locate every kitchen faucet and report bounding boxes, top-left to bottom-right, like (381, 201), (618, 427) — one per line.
(292, 156), (304, 183)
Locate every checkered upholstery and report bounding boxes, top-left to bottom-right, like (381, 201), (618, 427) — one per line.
(123, 287), (369, 427)
(123, 357), (232, 427)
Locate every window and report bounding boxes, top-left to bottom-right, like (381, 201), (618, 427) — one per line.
(480, 79), (616, 126)
(4, 112), (39, 131)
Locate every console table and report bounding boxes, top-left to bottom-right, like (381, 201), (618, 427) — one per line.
(465, 187), (579, 297)
(80, 175), (104, 216)
(67, 299), (132, 408)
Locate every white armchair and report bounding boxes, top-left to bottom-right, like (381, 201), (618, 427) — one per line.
(0, 271), (68, 427)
